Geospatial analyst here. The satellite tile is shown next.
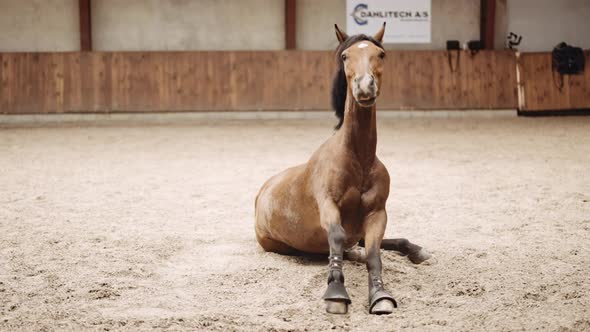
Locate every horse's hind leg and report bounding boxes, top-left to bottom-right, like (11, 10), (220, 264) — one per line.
(359, 238), (432, 264)
(383, 238), (432, 264)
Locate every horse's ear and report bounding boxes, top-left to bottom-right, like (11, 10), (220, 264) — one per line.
(373, 22), (386, 43)
(334, 24), (349, 43)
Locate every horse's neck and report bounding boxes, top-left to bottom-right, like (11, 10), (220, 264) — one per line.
(339, 93), (377, 169)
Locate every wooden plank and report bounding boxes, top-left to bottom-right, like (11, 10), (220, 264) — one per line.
(63, 52), (81, 111)
(459, 51), (476, 108)
(3, 54), (14, 113)
(64, 52), (110, 112)
(494, 50), (518, 107)
(79, 0), (92, 51)
(43, 52), (64, 113)
(18, 54), (36, 113)
(567, 52), (590, 109)
(441, 51), (461, 108)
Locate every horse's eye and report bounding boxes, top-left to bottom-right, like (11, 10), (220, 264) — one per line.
(341, 54), (347, 61)
(379, 52), (386, 59)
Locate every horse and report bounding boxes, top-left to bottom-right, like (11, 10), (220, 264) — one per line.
(254, 23), (431, 315)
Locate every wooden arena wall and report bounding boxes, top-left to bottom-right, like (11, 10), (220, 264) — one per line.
(0, 50), (519, 114)
(7, 50), (590, 113)
(518, 51), (590, 111)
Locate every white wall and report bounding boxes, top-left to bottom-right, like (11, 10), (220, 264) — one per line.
(92, 0), (285, 51)
(297, 0), (345, 51)
(297, 0), (480, 50)
(5, 0), (588, 53)
(0, 0), (79, 52)
(506, 0), (590, 52)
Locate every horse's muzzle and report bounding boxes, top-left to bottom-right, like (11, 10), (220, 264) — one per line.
(353, 74), (378, 107)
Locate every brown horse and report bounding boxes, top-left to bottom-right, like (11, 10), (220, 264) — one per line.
(255, 23), (431, 315)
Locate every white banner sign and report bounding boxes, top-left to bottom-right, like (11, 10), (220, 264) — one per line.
(346, 0), (431, 44)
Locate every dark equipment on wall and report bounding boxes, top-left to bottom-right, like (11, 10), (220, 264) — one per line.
(446, 40), (461, 51)
(446, 40), (461, 73)
(552, 42), (585, 75)
(467, 40), (483, 55)
(552, 42), (585, 91)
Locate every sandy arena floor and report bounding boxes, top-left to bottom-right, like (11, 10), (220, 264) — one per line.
(1, 114), (589, 331)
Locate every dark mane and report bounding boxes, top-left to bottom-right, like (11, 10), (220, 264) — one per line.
(331, 34), (383, 130)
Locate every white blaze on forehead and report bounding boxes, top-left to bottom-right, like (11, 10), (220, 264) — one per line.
(357, 42), (369, 49)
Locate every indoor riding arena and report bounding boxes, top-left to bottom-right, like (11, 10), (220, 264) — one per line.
(1, 1), (589, 331)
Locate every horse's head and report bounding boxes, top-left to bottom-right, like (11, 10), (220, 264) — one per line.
(334, 23), (386, 108)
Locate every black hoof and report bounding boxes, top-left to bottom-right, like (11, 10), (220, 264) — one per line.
(408, 248), (433, 264)
(369, 290), (397, 315)
(322, 280), (351, 304)
(371, 298), (395, 315)
(323, 281), (351, 314)
(325, 300), (348, 314)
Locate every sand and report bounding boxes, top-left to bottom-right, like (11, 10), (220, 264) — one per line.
(1, 114), (589, 331)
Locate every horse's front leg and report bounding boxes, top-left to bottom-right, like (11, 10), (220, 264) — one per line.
(320, 200), (351, 314)
(363, 210), (397, 315)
